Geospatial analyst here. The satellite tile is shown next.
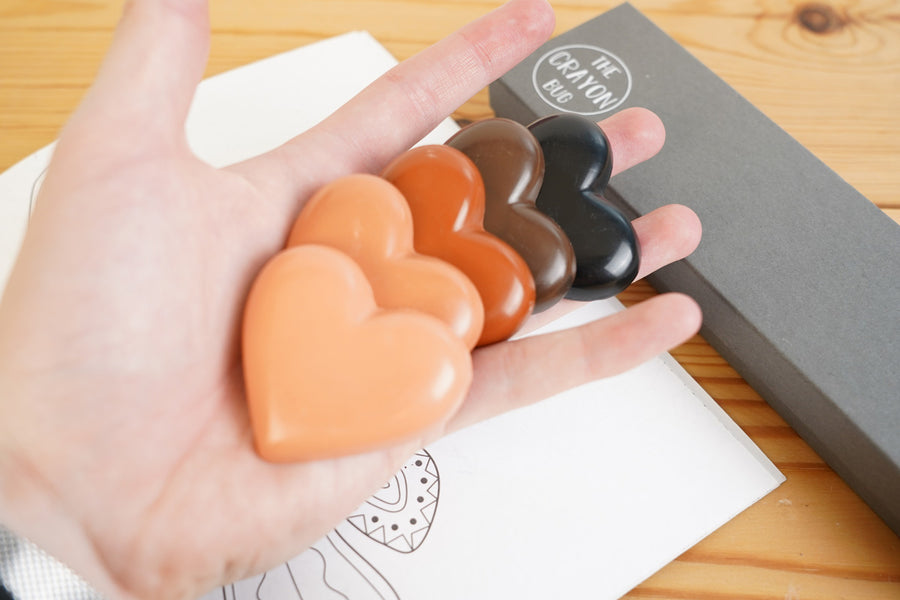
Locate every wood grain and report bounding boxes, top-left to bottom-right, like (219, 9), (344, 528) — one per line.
(1, 0), (898, 598)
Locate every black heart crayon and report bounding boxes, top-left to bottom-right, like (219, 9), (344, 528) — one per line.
(527, 113), (640, 300)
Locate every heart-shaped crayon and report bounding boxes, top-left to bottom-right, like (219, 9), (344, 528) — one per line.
(447, 118), (576, 312)
(242, 245), (472, 462)
(382, 146), (536, 346)
(287, 174), (484, 350)
(528, 113), (640, 300)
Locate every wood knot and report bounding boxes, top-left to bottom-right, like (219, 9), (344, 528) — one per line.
(794, 3), (846, 34)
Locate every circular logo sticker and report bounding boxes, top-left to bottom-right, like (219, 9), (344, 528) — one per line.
(531, 44), (631, 116)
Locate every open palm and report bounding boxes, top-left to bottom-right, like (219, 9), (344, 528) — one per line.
(0, 1), (701, 599)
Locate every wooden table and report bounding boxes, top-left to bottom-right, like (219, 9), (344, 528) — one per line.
(2, 1), (898, 598)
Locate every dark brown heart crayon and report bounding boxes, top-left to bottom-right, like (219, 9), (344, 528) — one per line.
(447, 118), (576, 312)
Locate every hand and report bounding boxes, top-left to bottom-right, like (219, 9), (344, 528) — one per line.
(0, 1), (701, 599)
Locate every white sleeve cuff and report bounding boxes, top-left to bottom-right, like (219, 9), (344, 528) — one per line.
(0, 525), (104, 600)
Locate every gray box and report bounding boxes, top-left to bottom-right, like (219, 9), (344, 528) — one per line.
(490, 3), (900, 533)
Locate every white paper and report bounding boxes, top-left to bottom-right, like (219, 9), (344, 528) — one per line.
(204, 299), (782, 600)
(0, 31), (783, 600)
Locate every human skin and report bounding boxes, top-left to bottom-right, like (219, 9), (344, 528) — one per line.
(0, 1), (702, 599)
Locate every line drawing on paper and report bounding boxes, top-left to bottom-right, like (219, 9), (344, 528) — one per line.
(343, 449), (440, 554)
(215, 449), (439, 600)
(29, 165), (47, 219)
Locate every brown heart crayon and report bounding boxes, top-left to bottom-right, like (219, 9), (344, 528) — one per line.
(527, 113), (640, 300)
(447, 118), (576, 312)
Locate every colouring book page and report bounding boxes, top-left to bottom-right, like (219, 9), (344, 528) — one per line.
(200, 299), (783, 600)
(0, 31), (784, 600)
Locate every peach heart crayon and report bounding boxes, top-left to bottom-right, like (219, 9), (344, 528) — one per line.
(286, 174), (484, 350)
(383, 145), (536, 346)
(527, 113), (640, 300)
(447, 118), (576, 313)
(242, 245), (472, 462)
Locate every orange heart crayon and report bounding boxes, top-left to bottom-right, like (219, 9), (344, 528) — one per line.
(383, 146), (536, 346)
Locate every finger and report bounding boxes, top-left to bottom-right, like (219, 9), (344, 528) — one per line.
(602, 107), (666, 176)
(449, 292), (702, 432)
(518, 203), (701, 334)
(66, 0), (210, 141)
(245, 0), (556, 197)
(633, 203), (701, 280)
(314, 0), (556, 169)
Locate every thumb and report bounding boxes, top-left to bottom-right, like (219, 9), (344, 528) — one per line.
(66, 0), (210, 147)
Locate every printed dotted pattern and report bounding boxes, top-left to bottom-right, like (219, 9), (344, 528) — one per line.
(0, 524), (104, 600)
(346, 450), (439, 553)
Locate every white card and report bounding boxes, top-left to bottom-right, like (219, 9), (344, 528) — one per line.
(204, 299), (782, 600)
